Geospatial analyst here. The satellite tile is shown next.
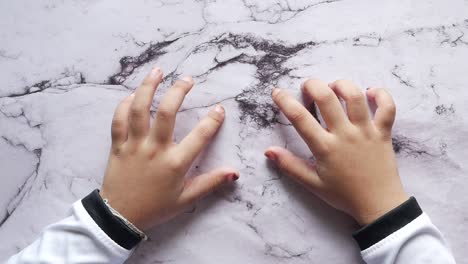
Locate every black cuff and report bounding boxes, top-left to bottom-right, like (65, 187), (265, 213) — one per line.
(81, 189), (142, 250)
(352, 197), (422, 251)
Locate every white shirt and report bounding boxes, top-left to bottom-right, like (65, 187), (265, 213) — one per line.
(6, 191), (457, 264)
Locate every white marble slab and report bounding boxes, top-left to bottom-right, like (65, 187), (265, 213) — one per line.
(1, 0), (468, 263)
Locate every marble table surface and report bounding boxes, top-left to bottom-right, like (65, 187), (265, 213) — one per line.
(1, 0), (468, 263)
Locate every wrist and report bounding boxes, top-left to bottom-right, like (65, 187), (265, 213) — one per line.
(81, 189), (143, 249)
(352, 196), (423, 250)
(99, 189), (147, 230)
(101, 195), (148, 241)
(354, 192), (410, 226)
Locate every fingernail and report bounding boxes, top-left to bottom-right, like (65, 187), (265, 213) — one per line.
(272, 88), (280, 97)
(151, 67), (162, 77)
(214, 104), (224, 114)
(130, 93), (135, 97)
(264, 151), (276, 161)
(181, 76), (193, 83)
(229, 172), (239, 181)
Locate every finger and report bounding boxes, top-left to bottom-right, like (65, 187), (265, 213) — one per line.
(302, 79), (350, 130)
(366, 88), (396, 134)
(128, 67), (163, 141)
(329, 80), (370, 126)
(177, 105), (225, 164)
(272, 88), (330, 154)
(178, 167), (239, 205)
(151, 76), (194, 144)
(111, 94), (135, 147)
(265, 146), (322, 192)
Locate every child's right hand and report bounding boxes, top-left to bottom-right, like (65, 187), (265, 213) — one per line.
(266, 79), (409, 225)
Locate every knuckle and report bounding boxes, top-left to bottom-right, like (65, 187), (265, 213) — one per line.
(383, 102), (396, 115)
(272, 89), (287, 102)
(343, 128), (361, 142)
(303, 78), (325, 88)
(129, 105), (146, 119)
(111, 118), (125, 131)
(197, 124), (216, 141)
(289, 109), (307, 122)
(346, 92), (365, 103)
(111, 120), (126, 138)
(142, 75), (160, 86)
(157, 107), (176, 121)
(315, 144), (331, 156)
(111, 145), (124, 156)
(275, 156), (287, 170)
(173, 80), (192, 92)
(314, 90), (335, 104)
(141, 79), (153, 87)
(333, 79), (362, 97)
(312, 139), (332, 156)
(168, 158), (184, 171)
(207, 112), (224, 125)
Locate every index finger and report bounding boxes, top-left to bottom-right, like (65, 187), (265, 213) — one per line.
(272, 88), (331, 154)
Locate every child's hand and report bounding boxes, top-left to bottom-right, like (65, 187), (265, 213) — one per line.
(266, 79), (409, 225)
(100, 67), (239, 230)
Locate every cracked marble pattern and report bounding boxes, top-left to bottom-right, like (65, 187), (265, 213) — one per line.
(1, 0), (468, 263)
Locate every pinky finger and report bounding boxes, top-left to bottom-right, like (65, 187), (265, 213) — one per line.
(367, 88), (396, 135)
(111, 94), (135, 147)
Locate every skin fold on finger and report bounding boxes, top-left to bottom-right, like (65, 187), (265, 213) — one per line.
(265, 146), (322, 192)
(329, 80), (370, 126)
(178, 167), (239, 206)
(151, 76), (194, 145)
(301, 91), (320, 123)
(301, 79), (350, 131)
(128, 67), (163, 141)
(271, 88), (330, 154)
(366, 88), (396, 135)
(177, 104), (225, 166)
(111, 94), (135, 147)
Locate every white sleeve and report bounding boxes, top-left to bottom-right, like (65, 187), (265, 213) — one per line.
(6, 190), (141, 264)
(353, 197), (456, 264)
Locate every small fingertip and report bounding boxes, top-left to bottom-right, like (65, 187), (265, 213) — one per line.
(208, 105), (225, 123)
(181, 76), (194, 84)
(366, 88), (376, 98)
(226, 172), (240, 182)
(301, 78), (323, 91)
(300, 80), (306, 91)
(264, 150), (277, 161)
(150, 67), (162, 78)
(214, 104), (225, 114)
(272, 88), (281, 97)
(301, 79), (314, 90)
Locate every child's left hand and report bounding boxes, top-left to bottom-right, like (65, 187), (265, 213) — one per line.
(100, 67), (239, 231)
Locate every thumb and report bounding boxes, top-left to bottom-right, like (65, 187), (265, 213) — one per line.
(265, 146), (322, 192)
(178, 167), (239, 206)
